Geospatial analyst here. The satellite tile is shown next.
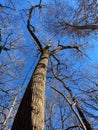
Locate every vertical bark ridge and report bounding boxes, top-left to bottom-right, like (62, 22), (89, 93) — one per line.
(11, 47), (50, 130)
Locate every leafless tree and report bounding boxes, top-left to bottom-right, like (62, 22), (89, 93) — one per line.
(0, 0), (98, 130)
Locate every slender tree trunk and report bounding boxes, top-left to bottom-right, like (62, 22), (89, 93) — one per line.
(76, 102), (92, 130)
(11, 46), (50, 130)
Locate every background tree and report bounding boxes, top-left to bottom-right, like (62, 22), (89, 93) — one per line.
(0, 1), (30, 129)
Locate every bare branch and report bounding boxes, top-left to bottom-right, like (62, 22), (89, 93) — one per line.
(39, 0), (42, 7)
(1, 94), (17, 130)
(65, 125), (81, 130)
(61, 20), (98, 30)
(51, 68), (92, 130)
(74, 24), (98, 30)
(27, 5), (43, 51)
(0, 3), (16, 10)
(51, 54), (60, 64)
(0, 31), (12, 53)
(51, 44), (82, 54)
(0, 46), (10, 53)
(51, 86), (87, 130)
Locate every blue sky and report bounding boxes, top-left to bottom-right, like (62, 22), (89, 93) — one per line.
(0, 0), (98, 129)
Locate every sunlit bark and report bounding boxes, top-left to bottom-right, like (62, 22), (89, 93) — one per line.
(11, 46), (50, 130)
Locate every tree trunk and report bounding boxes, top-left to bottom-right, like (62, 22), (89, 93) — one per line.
(76, 102), (92, 130)
(11, 46), (50, 130)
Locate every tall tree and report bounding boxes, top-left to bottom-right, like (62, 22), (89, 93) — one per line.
(0, 0), (98, 130)
(11, 44), (50, 130)
(11, 0), (98, 129)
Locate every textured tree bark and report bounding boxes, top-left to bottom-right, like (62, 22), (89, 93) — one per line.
(11, 46), (50, 130)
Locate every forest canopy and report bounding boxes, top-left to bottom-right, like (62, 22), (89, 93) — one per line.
(0, 0), (98, 130)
